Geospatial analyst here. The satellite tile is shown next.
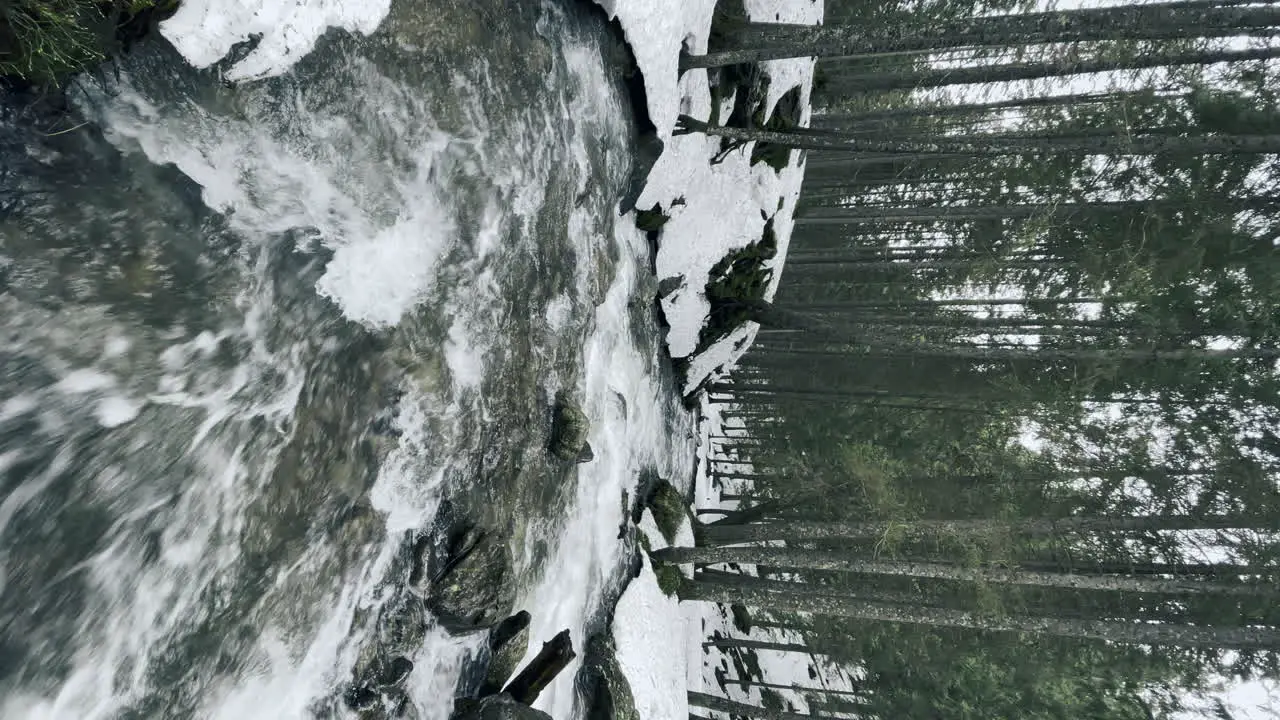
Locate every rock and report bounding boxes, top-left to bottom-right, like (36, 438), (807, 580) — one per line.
(378, 591), (429, 654)
(645, 479), (689, 545)
(426, 526), (516, 634)
(618, 133), (664, 216)
(343, 684), (380, 712)
(408, 532), (435, 593)
(451, 694), (552, 720)
(576, 442), (595, 464)
(378, 656), (414, 688)
(656, 275), (683, 299)
(481, 611), (532, 696)
(549, 392), (590, 462)
(576, 633), (639, 720)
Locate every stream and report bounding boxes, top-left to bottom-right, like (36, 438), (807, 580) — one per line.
(0, 1), (692, 718)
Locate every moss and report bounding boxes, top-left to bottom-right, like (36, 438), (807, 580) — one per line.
(646, 480), (687, 545)
(653, 562), (683, 597)
(637, 530), (652, 554)
(0, 0), (175, 85)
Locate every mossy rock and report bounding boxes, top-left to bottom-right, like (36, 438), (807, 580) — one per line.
(425, 526), (516, 634)
(451, 694), (552, 720)
(644, 479), (688, 545)
(653, 562), (683, 598)
(547, 389), (591, 461)
(481, 611), (532, 696)
(549, 391), (591, 462)
(577, 634), (639, 720)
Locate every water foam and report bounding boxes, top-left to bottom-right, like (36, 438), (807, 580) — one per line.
(87, 78), (462, 330)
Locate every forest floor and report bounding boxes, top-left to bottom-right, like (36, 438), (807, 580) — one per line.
(596, 0), (824, 716)
(598, 0), (820, 397)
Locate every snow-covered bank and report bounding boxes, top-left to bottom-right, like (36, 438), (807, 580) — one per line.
(611, 513), (695, 720)
(594, 0), (823, 716)
(161, 0), (391, 81)
(595, 0), (821, 393)
(688, 399), (860, 714)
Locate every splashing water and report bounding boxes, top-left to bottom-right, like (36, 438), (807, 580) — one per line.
(0, 1), (692, 719)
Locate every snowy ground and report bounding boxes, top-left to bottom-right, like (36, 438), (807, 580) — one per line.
(612, 512), (696, 720)
(597, 0), (822, 717)
(598, 0), (820, 394)
(686, 400), (860, 718)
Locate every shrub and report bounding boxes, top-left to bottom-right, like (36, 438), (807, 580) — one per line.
(0, 1), (172, 84)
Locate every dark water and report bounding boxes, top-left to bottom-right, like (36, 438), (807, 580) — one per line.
(0, 1), (684, 718)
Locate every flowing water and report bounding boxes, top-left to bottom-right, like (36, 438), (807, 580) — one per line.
(0, 1), (691, 718)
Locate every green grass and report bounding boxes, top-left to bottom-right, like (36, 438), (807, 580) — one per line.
(0, 0), (172, 84)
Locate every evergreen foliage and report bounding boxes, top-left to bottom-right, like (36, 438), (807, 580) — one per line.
(677, 0), (1280, 716)
(0, 0), (172, 84)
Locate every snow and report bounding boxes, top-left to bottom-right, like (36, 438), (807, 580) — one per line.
(591, 1), (822, 717)
(613, 552), (691, 720)
(592, 0), (718, 138)
(599, 0), (820, 392)
(160, 0), (391, 81)
(683, 399), (861, 714)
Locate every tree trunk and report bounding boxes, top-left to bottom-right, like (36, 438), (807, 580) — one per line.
(501, 629), (576, 705)
(688, 692), (847, 720)
(677, 115), (1280, 156)
(720, 678), (869, 698)
(702, 639), (816, 653)
(682, 580), (1280, 649)
(688, 5), (1280, 67)
(659, 547), (1280, 598)
(814, 45), (1280, 94)
(695, 514), (1278, 546)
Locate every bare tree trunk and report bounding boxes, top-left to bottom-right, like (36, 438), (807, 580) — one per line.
(502, 629), (575, 705)
(658, 547), (1279, 598)
(682, 580), (1280, 649)
(721, 678), (869, 698)
(697, 514), (1279, 545)
(702, 639), (817, 653)
(689, 692), (850, 720)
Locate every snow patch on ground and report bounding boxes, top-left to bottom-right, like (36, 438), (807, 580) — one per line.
(591, 0), (718, 137)
(602, 0), (819, 391)
(160, 0), (391, 81)
(687, 400), (861, 715)
(613, 552), (691, 720)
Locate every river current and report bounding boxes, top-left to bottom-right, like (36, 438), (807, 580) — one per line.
(0, 1), (691, 718)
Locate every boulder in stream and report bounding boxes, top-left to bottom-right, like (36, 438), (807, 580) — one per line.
(549, 391), (591, 462)
(424, 525), (516, 634)
(481, 610), (532, 695)
(576, 632), (639, 720)
(451, 694), (553, 720)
